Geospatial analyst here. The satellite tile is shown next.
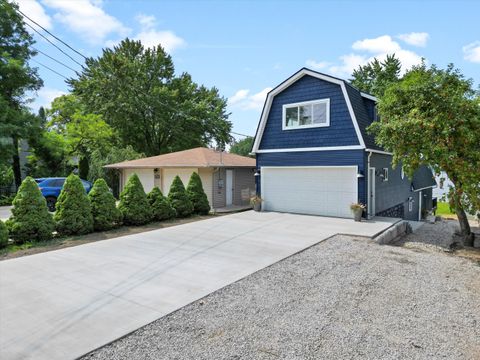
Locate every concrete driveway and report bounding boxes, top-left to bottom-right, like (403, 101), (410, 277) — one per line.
(0, 211), (397, 360)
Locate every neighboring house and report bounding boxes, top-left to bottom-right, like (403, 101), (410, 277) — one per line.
(105, 147), (256, 209)
(252, 68), (436, 220)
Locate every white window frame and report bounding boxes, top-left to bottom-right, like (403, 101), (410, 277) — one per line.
(382, 167), (389, 182)
(282, 98), (330, 131)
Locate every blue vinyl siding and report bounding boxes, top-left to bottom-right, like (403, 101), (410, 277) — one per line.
(259, 75), (360, 150)
(257, 150), (366, 204)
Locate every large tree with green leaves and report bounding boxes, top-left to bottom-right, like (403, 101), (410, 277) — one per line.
(350, 54), (401, 97)
(0, 0), (43, 187)
(230, 137), (254, 157)
(369, 63), (480, 245)
(69, 39), (232, 156)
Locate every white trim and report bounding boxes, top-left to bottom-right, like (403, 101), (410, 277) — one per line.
(418, 190), (422, 221)
(364, 148), (392, 155)
(255, 145), (365, 153)
(282, 98), (330, 130)
(413, 185), (436, 192)
(252, 68), (366, 153)
(261, 165), (358, 170)
(382, 168), (389, 182)
(360, 92), (378, 102)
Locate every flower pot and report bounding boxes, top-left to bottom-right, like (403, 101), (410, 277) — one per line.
(253, 202), (261, 212)
(353, 208), (363, 222)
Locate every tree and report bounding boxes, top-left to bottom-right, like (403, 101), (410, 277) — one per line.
(147, 187), (176, 221)
(0, 0), (43, 187)
(168, 176), (193, 217)
(350, 54), (401, 97)
(88, 178), (122, 231)
(186, 172), (210, 215)
(54, 174), (94, 235)
(69, 39), (232, 156)
(230, 137), (254, 157)
(88, 145), (144, 197)
(0, 219), (8, 248)
(369, 63), (480, 245)
(46, 94), (117, 179)
(6, 176), (54, 243)
(118, 173), (152, 225)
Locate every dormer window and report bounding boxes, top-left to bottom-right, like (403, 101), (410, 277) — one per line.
(283, 98), (330, 130)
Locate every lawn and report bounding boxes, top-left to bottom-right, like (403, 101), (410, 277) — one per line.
(436, 201), (455, 216)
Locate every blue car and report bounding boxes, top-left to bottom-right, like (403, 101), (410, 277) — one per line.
(35, 177), (93, 212)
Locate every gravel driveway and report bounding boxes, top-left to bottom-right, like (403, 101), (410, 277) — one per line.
(84, 235), (480, 360)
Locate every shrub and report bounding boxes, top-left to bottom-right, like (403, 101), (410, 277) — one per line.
(0, 219), (8, 248)
(54, 174), (94, 236)
(88, 178), (123, 231)
(6, 176), (54, 244)
(118, 173), (152, 225)
(186, 172), (210, 215)
(147, 187), (176, 221)
(167, 176), (193, 217)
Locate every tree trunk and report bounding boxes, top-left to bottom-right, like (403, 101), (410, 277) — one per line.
(12, 136), (22, 189)
(454, 198), (474, 247)
(78, 156), (89, 180)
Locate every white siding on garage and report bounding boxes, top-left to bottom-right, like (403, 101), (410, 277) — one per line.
(162, 168), (198, 196)
(198, 168), (213, 207)
(122, 168), (154, 193)
(261, 166), (357, 218)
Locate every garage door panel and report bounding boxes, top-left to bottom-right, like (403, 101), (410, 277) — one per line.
(261, 167), (357, 218)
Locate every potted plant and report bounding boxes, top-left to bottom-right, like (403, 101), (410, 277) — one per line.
(350, 203), (365, 222)
(250, 195), (263, 212)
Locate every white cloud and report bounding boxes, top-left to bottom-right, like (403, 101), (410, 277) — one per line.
(42, 0), (130, 44)
(308, 34), (424, 78)
(228, 87), (272, 111)
(305, 59), (330, 70)
(397, 32), (429, 47)
(35, 87), (66, 109)
(133, 14), (185, 52)
(15, 0), (52, 30)
(463, 41), (480, 63)
(352, 35), (401, 53)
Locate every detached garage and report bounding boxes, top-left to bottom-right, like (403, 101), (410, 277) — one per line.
(260, 166), (358, 218)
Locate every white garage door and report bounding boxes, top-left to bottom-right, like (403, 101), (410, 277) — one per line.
(261, 166), (358, 218)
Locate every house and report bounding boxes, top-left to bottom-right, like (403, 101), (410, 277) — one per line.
(252, 68), (436, 220)
(105, 147), (256, 209)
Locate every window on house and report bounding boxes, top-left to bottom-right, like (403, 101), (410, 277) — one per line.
(408, 197), (413, 212)
(382, 168), (389, 181)
(283, 99), (330, 130)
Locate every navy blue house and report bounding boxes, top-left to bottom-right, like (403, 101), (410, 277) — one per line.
(252, 68), (436, 220)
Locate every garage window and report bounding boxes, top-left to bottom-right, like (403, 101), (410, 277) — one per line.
(283, 99), (330, 130)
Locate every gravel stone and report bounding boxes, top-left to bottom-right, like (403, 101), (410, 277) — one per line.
(83, 234), (480, 360)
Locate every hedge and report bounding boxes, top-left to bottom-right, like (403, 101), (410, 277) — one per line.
(147, 187), (176, 221)
(6, 176), (54, 243)
(186, 172), (210, 215)
(118, 173), (152, 225)
(54, 174), (94, 236)
(89, 178), (123, 231)
(167, 176), (193, 217)
(0, 219), (8, 248)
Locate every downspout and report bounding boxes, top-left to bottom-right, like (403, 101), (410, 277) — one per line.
(367, 151), (373, 219)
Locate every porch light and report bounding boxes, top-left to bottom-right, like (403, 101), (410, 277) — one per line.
(254, 169), (261, 177)
(357, 170), (364, 178)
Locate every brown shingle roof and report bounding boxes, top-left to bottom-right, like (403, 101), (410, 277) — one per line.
(104, 147), (256, 169)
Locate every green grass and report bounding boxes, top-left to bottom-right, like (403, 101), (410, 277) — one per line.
(436, 201), (455, 216)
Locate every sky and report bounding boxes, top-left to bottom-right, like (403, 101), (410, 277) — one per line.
(15, 0), (480, 140)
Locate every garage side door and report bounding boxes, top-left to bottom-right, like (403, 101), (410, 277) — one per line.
(261, 167), (357, 218)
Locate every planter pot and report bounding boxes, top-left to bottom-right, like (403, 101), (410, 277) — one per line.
(253, 202), (262, 212)
(353, 208), (363, 222)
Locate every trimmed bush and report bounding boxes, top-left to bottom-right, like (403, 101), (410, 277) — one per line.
(6, 176), (54, 244)
(118, 173), (152, 225)
(88, 178), (123, 231)
(167, 176), (193, 217)
(186, 172), (210, 215)
(147, 187), (176, 221)
(0, 219), (8, 248)
(54, 174), (94, 236)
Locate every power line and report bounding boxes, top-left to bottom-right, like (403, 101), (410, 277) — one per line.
(17, 8), (88, 61)
(33, 47), (79, 73)
(231, 131), (252, 138)
(22, 21), (84, 67)
(31, 59), (69, 80)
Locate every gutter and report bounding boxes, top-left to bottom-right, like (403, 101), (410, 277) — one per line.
(367, 150), (373, 219)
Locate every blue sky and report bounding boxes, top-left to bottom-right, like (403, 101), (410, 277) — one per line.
(17, 0), (480, 140)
